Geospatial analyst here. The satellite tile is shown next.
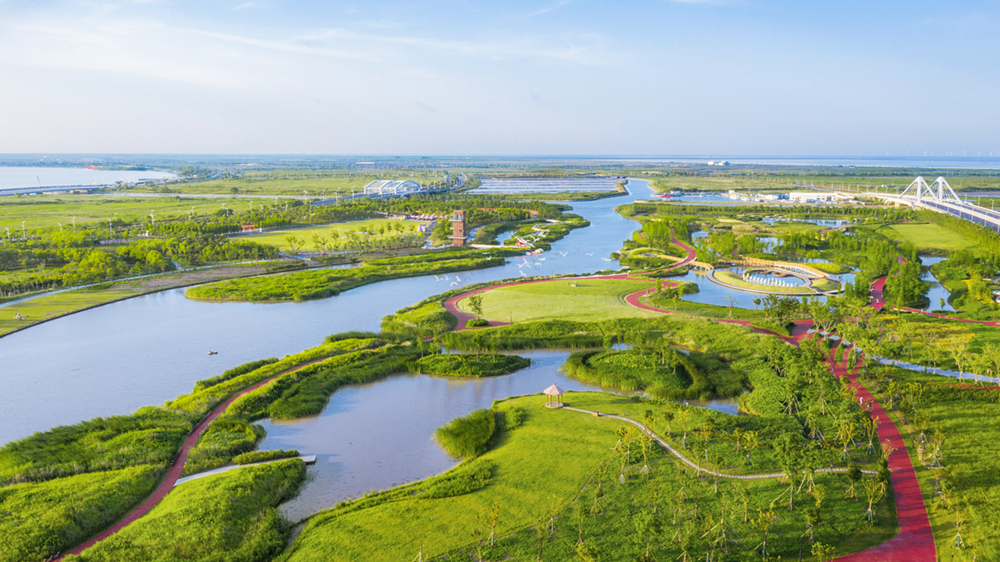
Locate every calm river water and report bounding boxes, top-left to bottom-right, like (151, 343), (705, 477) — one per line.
(0, 180), (656, 444)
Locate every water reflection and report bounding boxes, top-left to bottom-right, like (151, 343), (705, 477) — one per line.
(919, 256), (953, 312)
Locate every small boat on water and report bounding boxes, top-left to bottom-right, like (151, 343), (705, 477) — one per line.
(208, 350), (218, 355)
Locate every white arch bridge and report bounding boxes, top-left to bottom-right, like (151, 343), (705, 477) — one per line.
(866, 176), (1000, 233)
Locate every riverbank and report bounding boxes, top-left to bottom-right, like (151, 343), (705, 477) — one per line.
(0, 261), (298, 338)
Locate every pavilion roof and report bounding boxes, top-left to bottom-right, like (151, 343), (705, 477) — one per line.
(543, 383), (564, 396)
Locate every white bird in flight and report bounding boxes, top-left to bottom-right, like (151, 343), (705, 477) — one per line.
(450, 281), (459, 287)
(520, 271), (526, 276)
(586, 252), (594, 256)
(558, 251), (568, 257)
(601, 257), (613, 262)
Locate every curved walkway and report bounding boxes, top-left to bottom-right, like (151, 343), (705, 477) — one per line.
(825, 343), (936, 562)
(443, 244), (935, 560)
(53, 358), (329, 561)
(563, 407), (875, 480)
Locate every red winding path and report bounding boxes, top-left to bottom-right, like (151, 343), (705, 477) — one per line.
(826, 343), (936, 561)
(443, 248), (937, 561)
(53, 358), (328, 561)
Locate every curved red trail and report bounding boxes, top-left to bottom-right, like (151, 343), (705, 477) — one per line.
(54, 358), (327, 560)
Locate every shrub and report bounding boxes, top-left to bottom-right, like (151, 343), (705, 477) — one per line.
(412, 353), (530, 377)
(233, 449), (300, 465)
(466, 318), (490, 328)
(434, 409), (496, 458)
(194, 358), (279, 392)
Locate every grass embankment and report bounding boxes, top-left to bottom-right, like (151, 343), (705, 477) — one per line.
(380, 301), (456, 337)
(239, 218), (426, 252)
(714, 270), (818, 294)
(413, 353), (531, 378)
(281, 392), (894, 562)
(458, 278), (663, 324)
(0, 261), (297, 337)
(874, 367), (1000, 560)
(881, 223), (977, 253)
(186, 249), (516, 302)
(0, 465), (163, 562)
(66, 459), (306, 562)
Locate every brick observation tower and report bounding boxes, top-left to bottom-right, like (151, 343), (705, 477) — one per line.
(450, 210), (466, 246)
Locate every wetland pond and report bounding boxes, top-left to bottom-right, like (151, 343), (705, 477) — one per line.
(256, 349), (737, 521)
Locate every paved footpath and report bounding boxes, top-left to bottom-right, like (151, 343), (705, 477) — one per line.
(54, 358), (329, 561)
(827, 344), (936, 562)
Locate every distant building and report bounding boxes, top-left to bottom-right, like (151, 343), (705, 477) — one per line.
(363, 180), (423, 198)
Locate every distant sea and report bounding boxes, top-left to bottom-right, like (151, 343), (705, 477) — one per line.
(0, 166), (176, 190)
(608, 155), (1000, 170)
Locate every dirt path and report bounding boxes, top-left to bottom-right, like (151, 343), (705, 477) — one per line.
(53, 357), (328, 561)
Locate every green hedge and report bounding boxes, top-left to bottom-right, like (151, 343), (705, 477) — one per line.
(412, 353), (530, 377)
(233, 449), (300, 465)
(434, 409), (496, 458)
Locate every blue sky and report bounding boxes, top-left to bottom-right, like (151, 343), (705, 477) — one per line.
(0, 0), (997, 155)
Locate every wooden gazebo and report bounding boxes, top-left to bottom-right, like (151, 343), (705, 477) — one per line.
(544, 383), (565, 408)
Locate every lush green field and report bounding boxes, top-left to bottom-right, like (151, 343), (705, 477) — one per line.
(881, 223), (977, 252)
(279, 395), (626, 562)
(459, 278), (661, 323)
(0, 194), (264, 230)
(875, 367), (1000, 560)
(67, 459), (305, 562)
(0, 465), (163, 562)
(135, 171), (442, 196)
(281, 393), (894, 562)
(240, 218), (427, 252)
(0, 262), (292, 337)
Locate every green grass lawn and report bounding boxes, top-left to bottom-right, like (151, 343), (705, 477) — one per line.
(240, 219), (426, 251)
(0, 194), (267, 230)
(874, 368), (1000, 559)
(882, 223), (977, 252)
(282, 393), (895, 562)
(459, 278), (661, 323)
(281, 396), (623, 562)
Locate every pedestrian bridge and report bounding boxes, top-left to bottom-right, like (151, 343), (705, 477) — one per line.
(865, 176), (1000, 233)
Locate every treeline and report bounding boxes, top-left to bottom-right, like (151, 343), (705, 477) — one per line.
(0, 229), (278, 297)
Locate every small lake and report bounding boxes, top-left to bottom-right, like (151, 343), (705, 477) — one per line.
(0, 166), (176, 190)
(255, 349), (737, 521)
